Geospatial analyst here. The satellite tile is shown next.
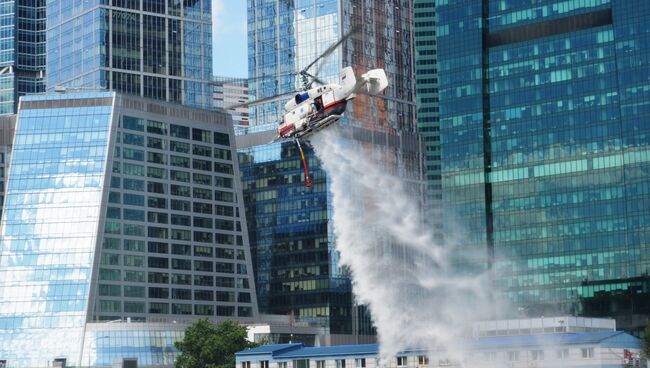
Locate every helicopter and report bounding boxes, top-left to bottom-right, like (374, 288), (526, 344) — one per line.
(233, 28), (389, 188)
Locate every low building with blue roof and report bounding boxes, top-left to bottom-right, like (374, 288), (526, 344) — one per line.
(237, 317), (644, 368)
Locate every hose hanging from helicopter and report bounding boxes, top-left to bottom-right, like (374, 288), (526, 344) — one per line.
(294, 138), (313, 188)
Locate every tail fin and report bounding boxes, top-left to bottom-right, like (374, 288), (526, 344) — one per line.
(360, 69), (388, 95)
(339, 66), (356, 95)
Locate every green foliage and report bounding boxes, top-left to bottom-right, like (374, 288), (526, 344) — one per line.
(174, 319), (259, 368)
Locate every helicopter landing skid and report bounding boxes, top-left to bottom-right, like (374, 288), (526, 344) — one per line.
(293, 114), (342, 140)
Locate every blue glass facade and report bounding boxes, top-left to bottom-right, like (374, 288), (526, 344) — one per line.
(0, 92), (114, 367)
(80, 323), (184, 367)
(0, 0), (46, 115)
(238, 139), (352, 333)
(46, 0), (213, 108)
(437, 0), (650, 333)
(414, 0), (442, 233)
(0, 91), (259, 367)
(244, 0), (421, 337)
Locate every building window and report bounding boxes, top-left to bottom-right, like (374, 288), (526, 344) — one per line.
(315, 361), (325, 368)
(293, 360), (308, 368)
(261, 361), (269, 368)
(278, 363), (288, 368)
(241, 362), (251, 368)
(483, 352), (496, 361)
(336, 360), (346, 368)
(417, 356), (429, 366)
(556, 349), (569, 359)
(581, 348), (594, 358)
(507, 352), (519, 361)
(397, 356), (407, 366)
(531, 350), (544, 360)
(355, 358), (365, 368)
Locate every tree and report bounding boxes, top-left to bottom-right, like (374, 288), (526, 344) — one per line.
(174, 319), (259, 368)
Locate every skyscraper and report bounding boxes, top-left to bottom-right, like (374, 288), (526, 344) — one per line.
(241, 0), (421, 338)
(436, 0), (650, 333)
(414, 0), (441, 234)
(0, 91), (257, 367)
(46, 0), (213, 108)
(0, 0), (46, 114)
(213, 77), (249, 127)
(0, 116), (15, 221)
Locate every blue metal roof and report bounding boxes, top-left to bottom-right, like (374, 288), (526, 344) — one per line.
(236, 344), (304, 357)
(279, 344), (380, 359)
(236, 331), (640, 360)
(463, 331), (640, 350)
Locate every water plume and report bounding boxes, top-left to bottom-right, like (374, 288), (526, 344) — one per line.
(311, 129), (502, 364)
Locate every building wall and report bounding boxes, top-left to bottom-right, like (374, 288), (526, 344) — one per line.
(437, 0), (650, 332)
(92, 94), (259, 324)
(414, 0), (441, 231)
(237, 343), (642, 368)
(0, 92), (259, 367)
(0, 115), (16, 221)
(46, 0), (213, 108)
(0, 0), (46, 115)
(80, 322), (185, 367)
(244, 0), (422, 337)
(0, 92), (115, 367)
(213, 78), (249, 127)
(237, 130), (347, 333)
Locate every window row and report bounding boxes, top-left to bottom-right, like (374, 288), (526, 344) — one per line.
(120, 116), (230, 146)
(98, 284), (251, 303)
(103, 238), (244, 257)
(99, 268), (250, 288)
(103, 224), (241, 245)
(100, 254), (248, 274)
(105, 208), (236, 230)
(98, 300), (252, 317)
(112, 160), (234, 176)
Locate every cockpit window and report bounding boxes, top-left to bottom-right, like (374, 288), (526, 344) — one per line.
(295, 92), (309, 104)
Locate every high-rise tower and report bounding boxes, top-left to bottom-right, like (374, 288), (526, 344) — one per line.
(46, 1), (213, 108)
(437, 0), (650, 333)
(0, 92), (258, 367)
(241, 0), (422, 338)
(0, 0), (46, 115)
(414, 0), (441, 227)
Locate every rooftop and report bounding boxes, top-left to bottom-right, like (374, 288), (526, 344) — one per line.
(236, 331), (640, 359)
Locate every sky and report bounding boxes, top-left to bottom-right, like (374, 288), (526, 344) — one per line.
(212, 0), (248, 78)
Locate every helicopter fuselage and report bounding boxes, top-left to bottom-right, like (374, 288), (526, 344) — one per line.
(278, 83), (350, 139)
(275, 66), (387, 141)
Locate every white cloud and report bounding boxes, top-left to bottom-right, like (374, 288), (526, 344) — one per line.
(212, 0), (225, 39)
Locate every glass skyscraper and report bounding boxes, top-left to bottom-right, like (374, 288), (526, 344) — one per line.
(0, 0), (46, 114)
(414, 0), (442, 236)
(242, 0), (422, 337)
(0, 91), (258, 367)
(46, 0), (213, 108)
(436, 0), (650, 333)
(0, 115), (15, 221)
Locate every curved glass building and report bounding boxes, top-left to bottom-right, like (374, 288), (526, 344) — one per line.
(0, 91), (258, 367)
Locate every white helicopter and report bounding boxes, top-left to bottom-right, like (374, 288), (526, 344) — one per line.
(235, 28), (389, 187)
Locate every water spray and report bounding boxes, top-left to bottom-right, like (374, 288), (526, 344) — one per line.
(311, 129), (500, 365)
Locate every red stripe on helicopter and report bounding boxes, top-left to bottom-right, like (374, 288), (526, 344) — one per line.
(323, 100), (346, 111)
(279, 123), (295, 136)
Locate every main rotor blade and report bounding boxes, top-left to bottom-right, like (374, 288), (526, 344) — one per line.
(226, 90), (297, 109)
(301, 71), (327, 87)
(301, 26), (360, 75)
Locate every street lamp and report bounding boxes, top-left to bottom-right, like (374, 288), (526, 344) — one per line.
(88, 335), (110, 368)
